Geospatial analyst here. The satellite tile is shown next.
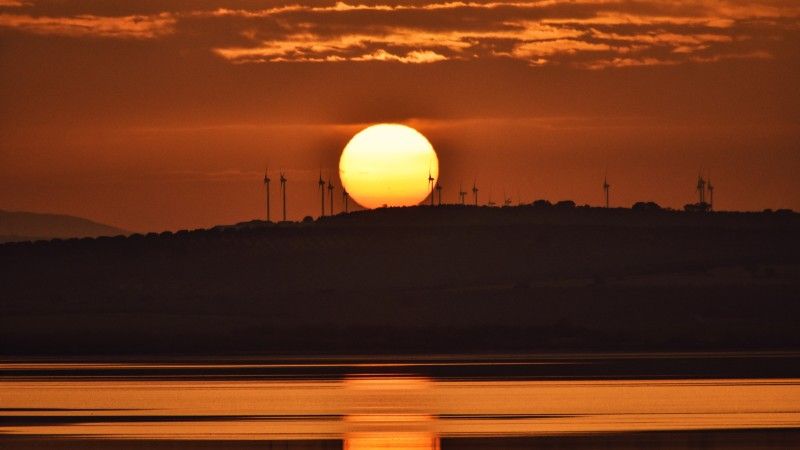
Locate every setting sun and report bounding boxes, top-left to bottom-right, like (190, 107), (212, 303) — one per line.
(339, 124), (439, 209)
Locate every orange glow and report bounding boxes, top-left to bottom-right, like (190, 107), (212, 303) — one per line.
(345, 432), (440, 450)
(1, 0), (799, 229)
(339, 124), (439, 209)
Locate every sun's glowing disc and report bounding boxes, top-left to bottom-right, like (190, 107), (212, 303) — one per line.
(339, 124), (439, 209)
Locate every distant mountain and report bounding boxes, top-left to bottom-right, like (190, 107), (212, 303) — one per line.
(0, 209), (128, 243)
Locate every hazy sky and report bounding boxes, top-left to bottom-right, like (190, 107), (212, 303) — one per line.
(1, 0), (798, 231)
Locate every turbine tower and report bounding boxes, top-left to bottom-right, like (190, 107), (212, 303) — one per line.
(696, 172), (706, 204)
(263, 167), (271, 222)
(318, 172), (326, 217)
(327, 178), (334, 215)
(342, 188), (349, 213)
(472, 180), (479, 206)
(458, 182), (467, 205)
(428, 170), (435, 206)
(707, 172), (714, 211)
(280, 171), (287, 222)
(603, 174), (610, 208)
(436, 183), (443, 206)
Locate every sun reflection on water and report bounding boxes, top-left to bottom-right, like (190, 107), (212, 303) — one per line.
(345, 432), (439, 450)
(343, 375), (439, 449)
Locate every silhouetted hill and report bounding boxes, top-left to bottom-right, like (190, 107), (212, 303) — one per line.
(316, 204), (799, 229)
(1, 205), (799, 356)
(0, 209), (128, 243)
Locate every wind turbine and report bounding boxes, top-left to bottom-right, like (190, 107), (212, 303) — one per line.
(472, 179), (479, 206)
(327, 178), (334, 215)
(603, 173), (610, 208)
(318, 172), (326, 217)
(696, 171), (706, 204)
(436, 183), (443, 206)
(458, 182), (467, 205)
(263, 167), (271, 222)
(428, 169), (435, 206)
(280, 171), (287, 221)
(706, 171), (714, 211)
(342, 188), (349, 213)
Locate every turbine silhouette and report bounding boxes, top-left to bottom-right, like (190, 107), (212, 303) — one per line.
(428, 168), (435, 206)
(327, 178), (334, 215)
(318, 172), (326, 217)
(696, 170), (707, 204)
(706, 170), (714, 211)
(280, 171), (287, 222)
(263, 167), (271, 222)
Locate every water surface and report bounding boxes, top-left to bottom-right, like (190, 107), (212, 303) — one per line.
(2, 354), (800, 449)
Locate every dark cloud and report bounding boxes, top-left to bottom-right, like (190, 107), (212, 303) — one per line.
(1, 1), (797, 67)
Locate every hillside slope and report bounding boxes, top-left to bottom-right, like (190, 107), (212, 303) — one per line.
(1, 206), (799, 356)
(0, 210), (128, 242)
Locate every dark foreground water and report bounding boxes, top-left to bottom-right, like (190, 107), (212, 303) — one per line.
(2, 353), (800, 449)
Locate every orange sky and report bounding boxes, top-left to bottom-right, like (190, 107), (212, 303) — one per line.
(1, 0), (798, 232)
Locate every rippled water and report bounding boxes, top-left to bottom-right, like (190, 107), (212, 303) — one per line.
(2, 355), (800, 449)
